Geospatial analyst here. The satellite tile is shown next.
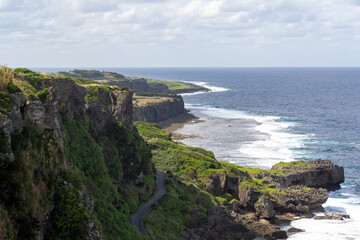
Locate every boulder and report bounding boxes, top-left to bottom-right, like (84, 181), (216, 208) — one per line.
(270, 159), (345, 190)
(238, 185), (261, 209)
(272, 186), (328, 213)
(271, 230), (288, 239)
(10, 92), (26, 108)
(255, 195), (276, 219)
(314, 212), (350, 220)
(204, 172), (227, 196)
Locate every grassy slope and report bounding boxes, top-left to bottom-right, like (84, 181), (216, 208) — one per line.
(134, 122), (314, 238)
(0, 67), (156, 240)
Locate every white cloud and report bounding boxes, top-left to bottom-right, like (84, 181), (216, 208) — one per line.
(0, 0), (360, 67)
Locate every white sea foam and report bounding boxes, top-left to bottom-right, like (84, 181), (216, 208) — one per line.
(180, 81), (229, 96)
(289, 186), (360, 240)
(177, 106), (309, 169)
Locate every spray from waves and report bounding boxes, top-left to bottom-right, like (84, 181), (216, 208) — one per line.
(180, 81), (229, 96)
(239, 116), (309, 168)
(288, 184), (360, 240)
(182, 106), (310, 169)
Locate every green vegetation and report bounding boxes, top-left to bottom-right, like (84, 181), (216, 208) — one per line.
(48, 181), (88, 240)
(148, 79), (194, 91)
(6, 81), (21, 94)
(134, 121), (272, 188)
(0, 66), (13, 92)
(58, 70), (125, 80)
(13, 68), (46, 90)
(84, 84), (128, 102)
(36, 88), (49, 103)
(0, 132), (11, 154)
(61, 114), (154, 240)
(135, 121), (172, 141)
(0, 93), (14, 110)
(273, 161), (310, 169)
(144, 176), (213, 240)
(0, 122), (65, 239)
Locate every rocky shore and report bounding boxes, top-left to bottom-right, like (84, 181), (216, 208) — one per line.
(184, 160), (345, 239)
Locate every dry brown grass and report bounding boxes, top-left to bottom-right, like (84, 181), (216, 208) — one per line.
(0, 66), (14, 92)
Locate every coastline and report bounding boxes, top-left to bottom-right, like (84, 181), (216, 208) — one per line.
(157, 80), (352, 239)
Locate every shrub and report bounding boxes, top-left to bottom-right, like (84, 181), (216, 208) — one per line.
(36, 88), (49, 103)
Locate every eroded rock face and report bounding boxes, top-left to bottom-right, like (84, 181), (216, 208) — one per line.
(10, 92), (26, 108)
(255, 195), (276, 219)
(238, 185), (261, 209)
(24, 101), (46, 127)
(0, 118), (14, 163)
(134, 95), (185, 123)
(273, 186), (328, 213)
(204, 172), (228, 196)
(50, 80), (87, 115)
(86, 100), (108, 130)
(270, 159), (345, 190)
(111, 91), (134, 129)
(44, 89), (64, 147)
(8, 107), (23, 132)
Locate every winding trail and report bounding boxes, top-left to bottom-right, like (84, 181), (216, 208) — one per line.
(130, 171), (166, 235)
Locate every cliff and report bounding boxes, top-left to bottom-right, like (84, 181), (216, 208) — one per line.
(133, 93), (185, 123)
(46, 70), (209, 124)
(0, 67), (155, 240)
(48, 69), (209, 94)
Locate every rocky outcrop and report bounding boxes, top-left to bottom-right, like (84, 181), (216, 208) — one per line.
(24, 100), (46, 127)
(183, 207), (256, 240)
(85, 89), (134, 130)
(48, 79), (87, 115)
(269, 159), (345, 190)
(0, 91), (27, 163)
(273, 186), (328, 213)
(314, 212), (350, 220)
(134, 95), (185, 123)
(255, 195), (276, 219)
(203, 160), (344, 220)
(111, 91), (134, 129)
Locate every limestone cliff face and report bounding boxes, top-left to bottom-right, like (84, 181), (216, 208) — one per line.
(85, 88), (134, 130)
(134, 95), (185, 123)
(0, 77), (148, 240)
(204, 160), (344, 216)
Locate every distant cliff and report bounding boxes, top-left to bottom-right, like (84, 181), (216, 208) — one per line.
(48, 69), (208, 94)
(133, 94), (185, 123)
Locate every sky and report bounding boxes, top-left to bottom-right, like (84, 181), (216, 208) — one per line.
(1, 0), (360, 67)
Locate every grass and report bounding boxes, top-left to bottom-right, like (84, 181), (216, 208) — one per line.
(61, 114), (154, 240)
(147, 79), (194, 91)
(144, 175), (213, 240)
(272, 161), (310, 169)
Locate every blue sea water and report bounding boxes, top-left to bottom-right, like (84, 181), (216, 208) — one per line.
(39, 67), (360, 239)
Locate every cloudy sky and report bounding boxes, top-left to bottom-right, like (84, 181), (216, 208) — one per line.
(1, 0), (360, 67)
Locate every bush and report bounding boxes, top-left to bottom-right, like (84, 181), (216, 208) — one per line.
(36, 88), (49, 103)
(6, 81), (21, 94)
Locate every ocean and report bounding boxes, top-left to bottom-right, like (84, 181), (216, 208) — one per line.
(39, 67), (360, 239)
